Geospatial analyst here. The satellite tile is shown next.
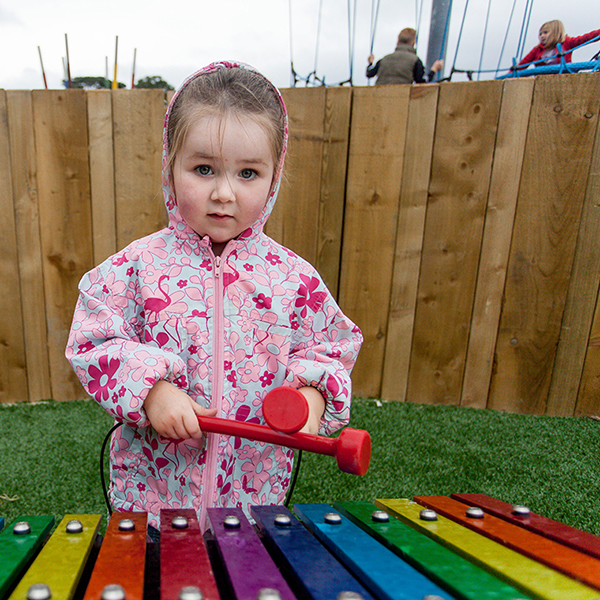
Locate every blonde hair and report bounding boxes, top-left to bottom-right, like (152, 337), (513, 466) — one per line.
(540, 20), (566, 48)
(166, 67), (286, 180)
(397, 28), (417, 46)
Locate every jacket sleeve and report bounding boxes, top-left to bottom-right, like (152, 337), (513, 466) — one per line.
(284, 271), (363, 436)
(65, 260), (187, 427)
(366, 60), (380, 78)
(563, 29), (600, 51)
(518, 45), (542, 67)
(413, 58), (426, 83)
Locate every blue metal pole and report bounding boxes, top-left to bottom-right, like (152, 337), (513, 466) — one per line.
(425, 0), (453, 78)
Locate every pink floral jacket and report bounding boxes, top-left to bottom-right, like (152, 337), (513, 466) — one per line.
(65, 62), (363, 529)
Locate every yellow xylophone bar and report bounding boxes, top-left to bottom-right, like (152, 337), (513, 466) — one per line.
(7, 515), (101, 600)
(376, 499), (600, 600)
(416, 494), (600, 591)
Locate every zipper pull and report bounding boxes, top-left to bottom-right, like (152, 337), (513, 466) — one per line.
(214, 255), (222, 278)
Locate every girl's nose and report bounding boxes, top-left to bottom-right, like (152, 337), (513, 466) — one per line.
(211, 175), (235, 203)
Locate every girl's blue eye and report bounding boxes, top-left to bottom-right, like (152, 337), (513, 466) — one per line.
(240, 169), (256, 180)
(197, 165), (212, 175)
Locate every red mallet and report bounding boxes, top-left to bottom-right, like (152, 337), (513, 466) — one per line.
(262, 386), (309, 433)
(197, 404), (371, 476)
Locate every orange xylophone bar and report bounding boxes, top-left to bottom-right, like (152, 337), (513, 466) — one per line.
(415, 494), (600, 592)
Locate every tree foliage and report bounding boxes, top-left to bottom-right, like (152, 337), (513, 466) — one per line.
(65, 76), (125, 89)
(135, 75), (174, 90)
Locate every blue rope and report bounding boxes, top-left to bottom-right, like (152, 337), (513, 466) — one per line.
(520, 0), (536, 60)
(314, 0), (324, 77)
(450, 0), (470, 75)
(349, 0), (357, 83)
(369, 0), (381, 54)
(477, 0), (493, 80)
(497, 34), (600, 78)
(515, 0), (533, 61)
(496, 0), (518, 73)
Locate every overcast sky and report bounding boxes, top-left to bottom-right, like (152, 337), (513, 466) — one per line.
(1, 0), (598, 91)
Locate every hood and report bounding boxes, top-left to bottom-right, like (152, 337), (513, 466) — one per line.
(161, 61), (289, 246)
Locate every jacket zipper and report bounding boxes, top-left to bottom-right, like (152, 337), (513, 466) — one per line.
(199, 253), (225, 530)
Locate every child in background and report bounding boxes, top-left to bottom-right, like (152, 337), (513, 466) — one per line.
(518, 20), (600, 68)
(66, 61), (363, 530)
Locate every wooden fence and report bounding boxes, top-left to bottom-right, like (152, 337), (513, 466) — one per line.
(1, 74), (600, 416)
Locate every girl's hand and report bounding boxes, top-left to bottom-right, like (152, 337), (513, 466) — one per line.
(144, 380), (217, 440)
(298, 386), (325, 435)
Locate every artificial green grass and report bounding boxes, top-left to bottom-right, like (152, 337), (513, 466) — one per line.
(1, 398), (599, 536)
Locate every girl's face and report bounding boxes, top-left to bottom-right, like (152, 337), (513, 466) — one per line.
(538, 27), (551, 47)
(172, 113), (275, 255)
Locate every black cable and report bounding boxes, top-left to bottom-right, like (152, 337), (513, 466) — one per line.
(101, 424), (303, 513)
(100, 422), (122, 516)
(285, 450), (302, 507)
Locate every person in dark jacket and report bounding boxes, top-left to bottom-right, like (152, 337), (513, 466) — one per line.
(367, 28), (444, 84)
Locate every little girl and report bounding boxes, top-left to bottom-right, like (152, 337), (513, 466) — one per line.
(518, 20), (600, 68)
(66, 61), (363, 530)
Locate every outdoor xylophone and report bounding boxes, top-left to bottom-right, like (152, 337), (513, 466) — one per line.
(2, 494), (600, 600)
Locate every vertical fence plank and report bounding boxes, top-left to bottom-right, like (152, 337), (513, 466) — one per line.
(488, 74), (600, 414)
(6, 91), (52, 402)
(547, 77), (600, 416)
(269, 87), (327, 266)
(406, 80), (503, 405)
(113, 89), (166, 250)
(460, 79), (534, 409)
(88, 90), (117, 264)
(32, 89), (94, 401)
(0, 91), (28, 403)
(576, 293), (600, 417)
(339, 85), (410, 398)
(381, 84), (439, 401)
(316, 86), (352, 297)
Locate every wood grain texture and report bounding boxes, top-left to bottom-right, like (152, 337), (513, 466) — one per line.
(112, 89), (166, 250)
(407, 80), (503, 405)
(270, 87), (326, 267)
(0, 91), (28, 402)
(32, 89), (94, 401)
(339, 85), (410, 398)
(548, 75), (600, 416)
(87, 90), (117, 264)
(460, 78), (534, 408)
(488, 74), (600, 414)
(6, 91), (52, 402)
(381, 84), (439, 402)
(316, 86), (352, 297)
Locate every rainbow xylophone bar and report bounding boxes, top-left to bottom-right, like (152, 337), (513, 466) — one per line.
(2, 495), (600, 600)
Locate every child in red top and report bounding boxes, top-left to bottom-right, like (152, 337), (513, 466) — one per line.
(518, 20), (600, 68)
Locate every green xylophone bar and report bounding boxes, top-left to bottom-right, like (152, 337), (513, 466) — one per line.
(335, 500), (535, 600)
(0, 516), (55, 599)
(377, 498), (600, 600)
(7, 515), (100, 600)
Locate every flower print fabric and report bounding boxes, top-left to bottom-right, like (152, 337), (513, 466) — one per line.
(66, 61), (363, 530)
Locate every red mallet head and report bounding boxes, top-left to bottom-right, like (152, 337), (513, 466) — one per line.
(335, 428), (371, 476)
(262, 387), (309, 434)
